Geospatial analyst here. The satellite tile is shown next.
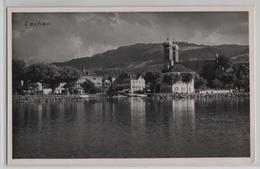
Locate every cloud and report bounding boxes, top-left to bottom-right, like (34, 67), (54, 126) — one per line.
(12, 12), (249, 63)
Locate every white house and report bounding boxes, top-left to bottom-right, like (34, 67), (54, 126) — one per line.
(35, 82), (43, 92)
(54, 82), (67, 94)
(34, 82), (67, 95)
(114, 74), (146, 93)
(172, 79), (195, 94)
(130, 75), (146, 93)
(103, 79), (111, 91)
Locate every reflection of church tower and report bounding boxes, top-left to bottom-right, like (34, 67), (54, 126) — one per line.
(163, 36), (180, 71)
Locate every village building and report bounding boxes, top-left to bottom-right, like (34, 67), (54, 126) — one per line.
(162, 37), (195, 94)
(114, 73), (146, 93)
(77, 73), (102, 88)
(32, 82), (67, 95)
(74, 71), (103, 94)
(130, 75), (146, 93)
(102, 79), (112, 91)
(54, 82), (67, 94)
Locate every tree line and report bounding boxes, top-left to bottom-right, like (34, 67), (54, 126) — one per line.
(200, 55), (249, 91)
(13, 60), (84, 94)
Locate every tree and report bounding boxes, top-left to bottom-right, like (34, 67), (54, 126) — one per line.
(171, 73), (181, 84)
(116, 72), (129, 81)
(212, 78), (224, 89)
(59, 66), (80, 82)
(81, 80), (98, 94)
(12, 59), (26, 94)
(162, 75), (172, 85)
(233, 63), (249, 91)
(24, 63), (46, 82)
(200, 62), (217, 88)
(64, 81), (77, 94)
(44, 65), (61, 93)
(144, 72), (161, 93)
(194, 74), (207, 90)
(220, 67), (236, 89)
(59, 66), (80, 93)
(181, 72), (193, 94)
(216, 54), (231, 70)
(162, 73), (180, 85)
(201, 55), (231, 89)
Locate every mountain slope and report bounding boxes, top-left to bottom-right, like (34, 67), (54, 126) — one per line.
(54, 42), (249, 74)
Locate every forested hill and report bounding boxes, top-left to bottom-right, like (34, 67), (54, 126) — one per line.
(54, 42), (249, 74)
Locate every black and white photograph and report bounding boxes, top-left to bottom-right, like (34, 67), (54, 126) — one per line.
(7, 7), (255, 164)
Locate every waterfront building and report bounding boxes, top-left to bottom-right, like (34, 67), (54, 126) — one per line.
(130, 75), (146, 93)
(102, 79), (112, 92)
(54, 82), (67, 94)
(115, 74), (146, 93)
(43, 88), (52, 95)
(77, 73), (102, 88)
(34, 82), (67, 95)
(35, 82), (43, 92)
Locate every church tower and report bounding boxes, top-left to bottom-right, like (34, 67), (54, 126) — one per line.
(163, 36), (180, 71)
(163, 36), (174, 70)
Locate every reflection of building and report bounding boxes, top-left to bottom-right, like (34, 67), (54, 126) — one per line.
(130, 98), (146, 131)
(172, 99), (195, 129)
(115, 74), (146, 93)
(162, 37), (195, 93)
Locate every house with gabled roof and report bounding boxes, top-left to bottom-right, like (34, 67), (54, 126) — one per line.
(114, 73), (146, 93)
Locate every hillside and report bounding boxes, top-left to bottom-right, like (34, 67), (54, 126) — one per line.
(54, 42), (249, 74)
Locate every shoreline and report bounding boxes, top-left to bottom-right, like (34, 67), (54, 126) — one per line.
(12, 92), (250, 103)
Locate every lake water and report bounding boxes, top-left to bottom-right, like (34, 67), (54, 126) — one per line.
(13, 97), (250, 158)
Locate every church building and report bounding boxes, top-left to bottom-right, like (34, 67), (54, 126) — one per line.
(162, 37), (195, 94)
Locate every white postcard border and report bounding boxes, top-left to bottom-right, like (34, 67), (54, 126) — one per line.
(6, 6), (256, 166)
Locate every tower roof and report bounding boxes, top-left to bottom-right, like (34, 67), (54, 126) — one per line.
(172, 43), (180, 50)
(163, 39), (173, 46)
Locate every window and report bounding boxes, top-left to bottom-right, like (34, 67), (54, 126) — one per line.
(181, 87), (185, 91)
(175, 87), (179, 91)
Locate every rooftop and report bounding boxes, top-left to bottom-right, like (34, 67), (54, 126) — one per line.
(167, 64), (194, 73)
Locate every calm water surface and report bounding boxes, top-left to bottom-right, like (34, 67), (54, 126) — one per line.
(13, 97), (250, 158)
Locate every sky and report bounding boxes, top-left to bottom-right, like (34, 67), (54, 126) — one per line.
(12, 12), (249, 63)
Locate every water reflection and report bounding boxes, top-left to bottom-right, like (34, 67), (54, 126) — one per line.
(172, 99), (195, 130)
(130, 97), (146, 132)
(13, 97), (250, 158)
